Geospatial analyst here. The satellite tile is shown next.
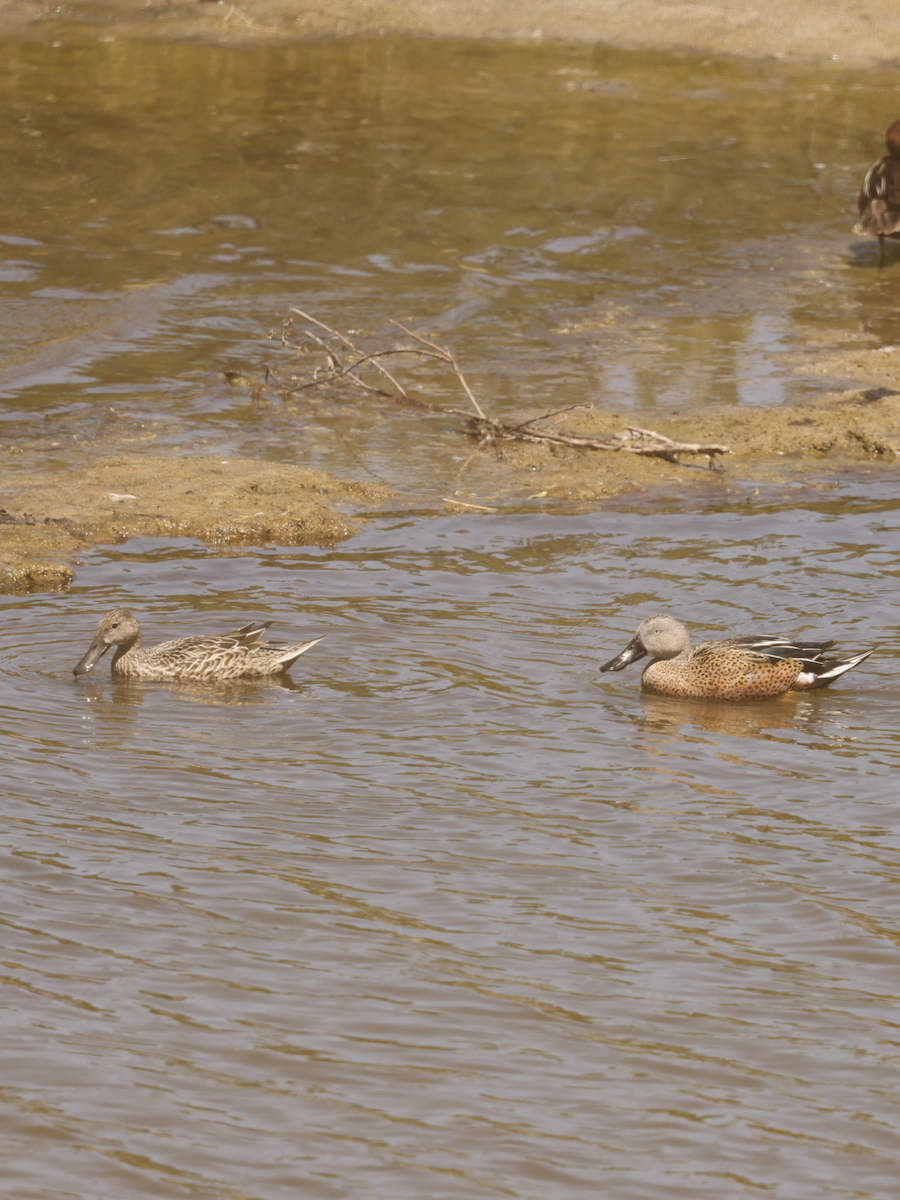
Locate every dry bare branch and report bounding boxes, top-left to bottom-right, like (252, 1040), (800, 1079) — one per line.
(388, 319), (487, 419)
(441, 498), (497, 511)
(267, 311), (731, 465)
(289, 309), (409, 398)
(444, 414), (730, 463)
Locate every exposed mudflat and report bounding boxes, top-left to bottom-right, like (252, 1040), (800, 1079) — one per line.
(5, 352), (900, 591)
(474, 363), (900, 500)
(0, 454), (390, 592)
(4, 0), (900, 64)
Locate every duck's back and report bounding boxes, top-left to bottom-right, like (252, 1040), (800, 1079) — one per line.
(113, 624), (278, 680)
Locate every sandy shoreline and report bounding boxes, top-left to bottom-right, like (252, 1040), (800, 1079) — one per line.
(3, 0), (900, 64)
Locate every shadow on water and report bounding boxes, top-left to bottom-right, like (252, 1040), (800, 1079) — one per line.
(76, 671), (308, 708)
(636, 688), (851, 741)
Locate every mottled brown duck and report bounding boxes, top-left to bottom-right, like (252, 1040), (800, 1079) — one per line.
(854, 119), (900, 267)
(599, 614), (873, 700)
(73, 609), (323, 681)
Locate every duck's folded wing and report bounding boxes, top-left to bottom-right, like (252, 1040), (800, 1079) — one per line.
(149, 624), (272, 657)
(720, 635), (835, 667)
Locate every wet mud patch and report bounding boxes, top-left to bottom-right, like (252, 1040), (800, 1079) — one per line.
(0, 454), (391, 594)
(451, 375), (900, 507)
(5, 376), (900, 593)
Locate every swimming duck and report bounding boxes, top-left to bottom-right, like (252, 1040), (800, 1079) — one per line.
(854, 119), (900, 266)
(599, 614), (873, 700)
(73, 609), (323, 681)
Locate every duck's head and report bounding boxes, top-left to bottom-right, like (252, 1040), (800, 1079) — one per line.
(73, 608), (141, 676)
(599, 614), (691, 672)
(886, 119), (900, 161)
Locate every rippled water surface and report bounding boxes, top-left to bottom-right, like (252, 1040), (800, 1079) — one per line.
(4, 494), (900, 1199)
(3, 30), (900, 1200)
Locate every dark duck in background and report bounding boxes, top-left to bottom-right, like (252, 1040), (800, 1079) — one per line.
(854, 119), (900, 267)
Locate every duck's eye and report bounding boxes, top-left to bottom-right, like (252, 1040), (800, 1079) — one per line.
(111, 622), (118, 629)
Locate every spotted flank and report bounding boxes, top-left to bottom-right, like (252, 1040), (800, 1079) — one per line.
(600, 615), (874, 701)
(73, 609), (323, 681)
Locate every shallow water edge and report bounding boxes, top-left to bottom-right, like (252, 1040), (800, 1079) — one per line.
(6, 362), (900, 593)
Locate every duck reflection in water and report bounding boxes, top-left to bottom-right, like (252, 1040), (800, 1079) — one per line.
(854, 119), (900, 267)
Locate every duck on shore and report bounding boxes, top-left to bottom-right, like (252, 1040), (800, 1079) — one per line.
(854, 119), (900, 267)
(73, 609), (323, 681)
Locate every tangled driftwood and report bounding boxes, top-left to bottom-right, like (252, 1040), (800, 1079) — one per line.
(265, 310), (731, 465)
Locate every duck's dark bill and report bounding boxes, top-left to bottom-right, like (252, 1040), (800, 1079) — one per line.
(73, 635), (110, 677)
(599, 636), (647, 673)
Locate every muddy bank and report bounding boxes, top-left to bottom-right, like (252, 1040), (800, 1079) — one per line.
(5, 364), (900, 593)
(4, 0), (900, 64)
(0, 454), (391, 594)
(357, 340), (900, 506)
(484, 375), (900, 505)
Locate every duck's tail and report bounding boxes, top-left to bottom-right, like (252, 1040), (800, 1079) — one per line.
(274, 636), (325, 669)
(854, 199), (900, 237)
(795, 648), (875, 690)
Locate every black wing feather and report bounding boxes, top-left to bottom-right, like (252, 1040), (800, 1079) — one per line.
(720, 635), (836, 668)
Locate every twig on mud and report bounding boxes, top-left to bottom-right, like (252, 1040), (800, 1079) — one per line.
(441, 498), (497, 511)
(268, 312), (731, 464)
(508, 403), (591, 432)
(219, 4), (281, 33)
(454, 418), (730, 464)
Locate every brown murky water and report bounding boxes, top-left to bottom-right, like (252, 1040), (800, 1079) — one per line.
(2, 33), (900, 1200)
